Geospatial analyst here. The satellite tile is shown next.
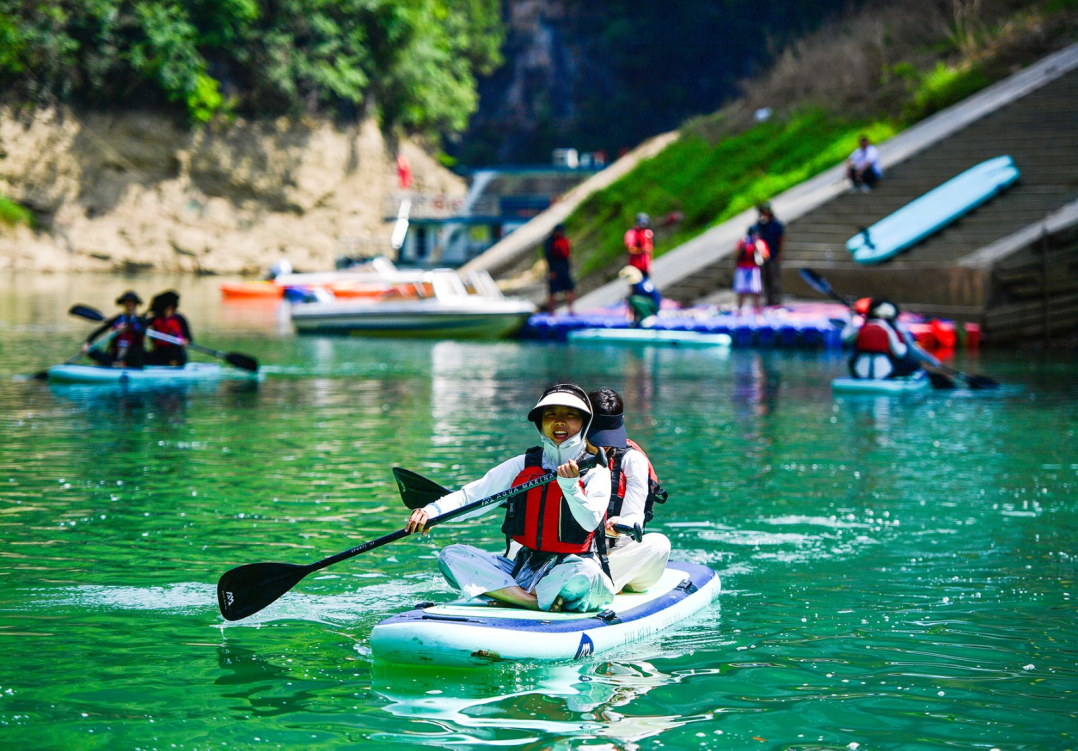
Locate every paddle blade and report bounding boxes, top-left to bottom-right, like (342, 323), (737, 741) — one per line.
(393, 467), (452, 510)
(217, 561), (312, 621)
(69, 304), (105, 322)
(965, 374), (999, 390)
(926, 370), (956, 390)
(224, 352), (259, 372)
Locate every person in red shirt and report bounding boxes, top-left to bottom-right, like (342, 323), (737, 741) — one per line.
(543, 224), (576, 314)
(623, 213), (654, 278)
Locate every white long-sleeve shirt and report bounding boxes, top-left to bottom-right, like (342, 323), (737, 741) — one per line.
(612, 448), (650, 530)
(422, 453), (611, 531)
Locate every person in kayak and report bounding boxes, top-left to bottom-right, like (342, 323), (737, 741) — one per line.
(843, 298), (940, 379)
(405, 383), (615, 613)
(144, 290), (192, 367)
(81, 290), (146, 368)
(586, 388), (671, 594)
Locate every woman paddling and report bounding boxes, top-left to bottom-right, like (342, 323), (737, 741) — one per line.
(405, 384), (615, 613)
(81, 291), (147, 368)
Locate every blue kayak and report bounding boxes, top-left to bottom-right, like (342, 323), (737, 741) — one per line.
(847, 155), (1020, 264)
(46, 362), (225, 385)
(832, 373), (932, 394)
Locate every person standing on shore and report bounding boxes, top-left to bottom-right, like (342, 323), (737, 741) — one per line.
(543, 224), (576, 315)
(623, 213), (654, 278)
(749, 203), (785, 308)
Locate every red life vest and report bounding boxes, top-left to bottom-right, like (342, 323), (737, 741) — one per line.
(609, 439), (667, 525)
(627, 229), (654, 273)
(149, 315), (185, 344)
(111, 314), (144, 351)
(501, 447), (594, 555)
(855, 321), (895, 355)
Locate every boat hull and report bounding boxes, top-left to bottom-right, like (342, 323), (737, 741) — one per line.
(46, 363), (224, 385)
(290, 300), (535, 339)
(568, 328), (732, 347)
(369, 561), (720, 666)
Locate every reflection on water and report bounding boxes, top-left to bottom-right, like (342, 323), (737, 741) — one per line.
(372, 659), (701, 749)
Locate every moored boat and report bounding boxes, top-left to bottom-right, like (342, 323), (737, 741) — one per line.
(369, 561), (720, 666)
(568, 328), (732, 347)
(832, 372), (932, 394)
(290, 270), (536, 339)
(47, 362), (227, 385)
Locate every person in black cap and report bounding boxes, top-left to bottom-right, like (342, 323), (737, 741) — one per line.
(145, 290), (192, 367)
(82, 291), (146, 368)
(405, 383), (615, 613)
(586, 388), (670, 593)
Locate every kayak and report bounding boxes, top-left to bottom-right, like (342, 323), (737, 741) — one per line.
(832, 373), (932, 394)
(568, 328), (733, 347)
(46, 362), (225, 385)
(846, 155), (1020, 264)
(369, 560), (720, 666)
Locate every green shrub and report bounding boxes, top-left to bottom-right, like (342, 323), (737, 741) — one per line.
(0, 196), (33, 228)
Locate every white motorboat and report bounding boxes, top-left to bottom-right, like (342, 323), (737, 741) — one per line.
(289, 269), (536, 339)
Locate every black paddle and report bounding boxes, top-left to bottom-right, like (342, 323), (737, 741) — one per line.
(23, 308), (121, 381)
(799, 268), (998, 390)
(218, 455), (602, 621)
(68, 304), (259, 372)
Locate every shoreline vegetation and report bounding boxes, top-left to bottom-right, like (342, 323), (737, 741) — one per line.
(560, 0), (1078, 290)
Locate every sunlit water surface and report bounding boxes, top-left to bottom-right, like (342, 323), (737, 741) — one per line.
(0, 273), (1075, 750)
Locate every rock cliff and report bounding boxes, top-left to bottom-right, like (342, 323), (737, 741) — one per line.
(0, 108), (464, 274)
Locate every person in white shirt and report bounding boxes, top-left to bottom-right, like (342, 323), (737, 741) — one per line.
(586, 388), (671, 593)
(405, 384), (614, 613)
(846, 135), (883, 192)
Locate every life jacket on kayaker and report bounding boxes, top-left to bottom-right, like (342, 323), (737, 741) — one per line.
(848, 299), (923, 379)
(502, 446), (595, 555)
(608, 439), (668, 526)
(145, 290), (192, 366)
(624, 213), (654, 276)
(85, 290), (146, 367)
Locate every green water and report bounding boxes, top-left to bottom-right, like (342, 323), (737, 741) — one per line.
(1, 274), (1076, 750)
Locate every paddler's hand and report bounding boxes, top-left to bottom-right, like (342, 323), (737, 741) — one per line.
(605, 515), (623, 536)
(556, 459), (580, 479)
(406, 508), (430, 535)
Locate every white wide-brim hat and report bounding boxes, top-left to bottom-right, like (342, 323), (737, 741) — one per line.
(527, 384), (592, 425)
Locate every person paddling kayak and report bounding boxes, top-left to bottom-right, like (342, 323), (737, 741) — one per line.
(144, 290), (192, 366)
(843, 298), (940, 380)
(586, 388), (671, 594)
(405, 383), (615, 613)
(81, 291), (146, 368)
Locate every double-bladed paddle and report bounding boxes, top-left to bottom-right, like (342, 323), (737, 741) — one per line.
(798, 268), (998, 390)
(68, 304), (259, 372)
(218, 454), (603, 621)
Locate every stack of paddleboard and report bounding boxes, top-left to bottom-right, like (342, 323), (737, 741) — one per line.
(846, 155), (1020, 265)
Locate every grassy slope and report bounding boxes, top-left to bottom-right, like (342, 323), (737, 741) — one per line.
(559, 0), (1072, 289)
(0, 195), (33, 229)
